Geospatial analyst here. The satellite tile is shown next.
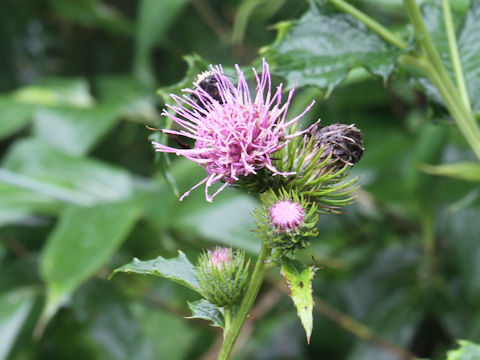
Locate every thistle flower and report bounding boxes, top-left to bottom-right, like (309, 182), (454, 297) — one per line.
(196, 248), (250, 307)
(152, 59), (315, 202)
(254, 188), (318, 252)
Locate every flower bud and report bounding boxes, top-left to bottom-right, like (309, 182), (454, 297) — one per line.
(196, 248), (250, 307)
(254, 189), (318, 252)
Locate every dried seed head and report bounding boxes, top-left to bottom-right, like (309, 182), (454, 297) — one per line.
(314, 123), (364, 168)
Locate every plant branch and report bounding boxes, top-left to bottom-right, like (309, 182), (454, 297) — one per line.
(217, 242), (271, 360)
(442, 0), (471, 110)
(402, 0), (480, 160)
(223, 307), (233, 338)
(329, 0), (407, 50)
(401, 54), (480, 159)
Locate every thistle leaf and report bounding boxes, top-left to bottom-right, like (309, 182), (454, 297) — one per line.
(446, 340), (480, 360)
(186, 299), (224, 328)
(280, 257), (316, 343)
(111, 251), (202, 294)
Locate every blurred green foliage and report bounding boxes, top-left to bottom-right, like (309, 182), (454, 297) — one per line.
(1, 0), (480, 359)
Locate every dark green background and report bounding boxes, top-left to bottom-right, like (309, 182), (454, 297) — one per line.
(1, 0), (479, 359)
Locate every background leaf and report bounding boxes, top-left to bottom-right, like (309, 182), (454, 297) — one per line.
(2, 139), (134, 205)
(39, 202), (140, 326)
(0, 288), (36, 360)
(421, 162), (480, 182)
(32, 104), (122, 156)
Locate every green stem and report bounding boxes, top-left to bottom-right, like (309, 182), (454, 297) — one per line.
(223, 307), (233, 338)
(218, 242), (271, 360)
(403, 0), (447, 77)
(402, 0), (480, 159)
(401, 54), (480, 159)
(329, 0), (407, 50)
(442, 0), (471, 110)
(403, 0), (472, 121)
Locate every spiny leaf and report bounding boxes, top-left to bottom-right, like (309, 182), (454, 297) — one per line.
(280, 257), (316, 343)
(111, 251), (202, 294)
(186, 299), (224, 328)
(446, 340), (480, 360)
(263, 2), (400, 94)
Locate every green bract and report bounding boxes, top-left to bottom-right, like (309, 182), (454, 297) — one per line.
(254, 188), (318, 252)
(196, 248), (250, 308)
(273, 124), (360, 213)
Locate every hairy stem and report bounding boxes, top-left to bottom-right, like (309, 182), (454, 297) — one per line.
(402, 0), (480, 160)
(442, 0), (471, 110)
(218, 242), (271, 360)
(329, 0), (407, 50)
(401, 54), (480, 159)
(223, 307), (233, 338)
(403, 0), (473, 122)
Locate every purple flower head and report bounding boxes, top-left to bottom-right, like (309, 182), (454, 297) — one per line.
(208, 247), (231, 269)
(269, 200), (305, 231)
(153, 58), (315, 202)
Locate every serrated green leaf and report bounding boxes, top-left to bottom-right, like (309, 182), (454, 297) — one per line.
(421, 162), (480, 182)
(280, 257), (316, 343)
(111, 251), (202, 294)
(447, 340), (480, 360)
(264, 2), (400, 93)
(39, 202), (140, 331)
(187, 299), (224, 328)
(0, 287), (36, 360)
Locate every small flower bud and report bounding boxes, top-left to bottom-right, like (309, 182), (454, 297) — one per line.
(270, 200), (305, 231)
(196, 248), (250, 307)
(254, 189), (318, 252)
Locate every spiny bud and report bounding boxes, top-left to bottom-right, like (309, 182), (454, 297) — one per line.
(196, 247), (250, 307)
(254, 188), (318, 252)
(314, 123), (364, 170)
(271, 122), (363, 213)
